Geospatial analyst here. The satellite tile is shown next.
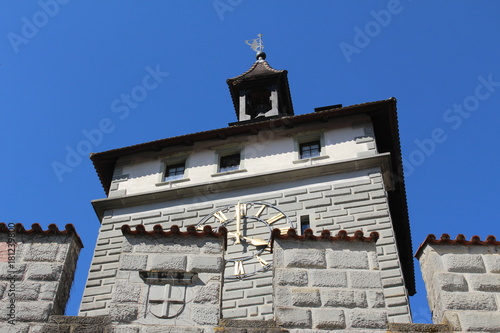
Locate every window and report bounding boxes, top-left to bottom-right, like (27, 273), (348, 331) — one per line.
(157, 154), (191, 186)
(300, 215), (311, 234)
(293, 134), (329, 164)
(164, 162), (185, 181)
(219, 153), (240, 173)
(299, 141), (321, 159)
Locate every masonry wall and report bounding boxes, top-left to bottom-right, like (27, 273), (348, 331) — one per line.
(0, 224), (82, 333)
(417, 236), (500, 332)
(273, 231), (387, 330)
(81, 169), (411, 323)
(103, 225), (225, 332)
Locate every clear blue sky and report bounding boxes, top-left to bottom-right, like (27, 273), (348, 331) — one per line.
(1, 1), (499, 323)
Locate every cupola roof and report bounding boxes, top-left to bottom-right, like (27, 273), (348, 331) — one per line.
(226, 52), (294, 124)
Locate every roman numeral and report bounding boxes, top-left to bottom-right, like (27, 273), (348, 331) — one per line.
(256, 256), (269, 267)
(255, 204), (266, 217)
(213, 210), (228, 223)
(234, 260), (245, 276)
(266, 212), (285, 225)
(278, 227), (290, 235)
(234, 203), (247, 217)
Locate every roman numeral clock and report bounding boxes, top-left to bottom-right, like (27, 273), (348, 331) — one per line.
(196, 202), (293, 279)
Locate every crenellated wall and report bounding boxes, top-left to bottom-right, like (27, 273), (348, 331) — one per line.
(272, 228), (387, 330)
(0, 223), (83, 333)
(3, 221), (500, 332)
(416, 234), (500, 332)
(109, 224), (226, 332)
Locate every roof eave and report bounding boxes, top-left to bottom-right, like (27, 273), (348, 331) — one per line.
(91, 99), (399, 194)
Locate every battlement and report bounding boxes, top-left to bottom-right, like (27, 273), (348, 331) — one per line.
(416, 233), (500, 332)
(271, 228), (385, 330)
(110, 224), (227, 330)
(0, 223), (83, 331)
(2, 223), (499, 332)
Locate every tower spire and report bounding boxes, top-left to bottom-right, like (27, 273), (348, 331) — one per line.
(227, 35), (294, 125)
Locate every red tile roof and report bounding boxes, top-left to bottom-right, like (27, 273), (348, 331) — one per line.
(121, 224), (228, 250)
(271, 228), (379, 252)
(0, 223), (83, 248)
(415, 233), (499, 258)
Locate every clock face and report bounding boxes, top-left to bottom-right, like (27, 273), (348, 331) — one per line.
(196, 201), (293, 279)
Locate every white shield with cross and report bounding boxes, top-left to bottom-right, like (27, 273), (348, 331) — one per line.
(148, 284), (187, 319)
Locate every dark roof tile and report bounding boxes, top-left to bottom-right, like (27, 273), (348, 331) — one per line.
(226, 60), (285, 83)
(121, 224), (227, 250)
(271, 228), (379, 252)
(0, 223), (83, 248)
(415, 233), (499, 258)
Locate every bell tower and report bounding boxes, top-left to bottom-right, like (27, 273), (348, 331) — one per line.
(81, 38), (416, 326)
(227, 38), (294, 125)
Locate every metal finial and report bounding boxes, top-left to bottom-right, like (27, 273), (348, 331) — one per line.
(245, 34), (264, 54)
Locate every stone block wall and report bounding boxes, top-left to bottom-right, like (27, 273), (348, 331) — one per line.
(416, 234), (500, 332)
(0, 223), (83, 333)
(106, 224), (226, 332)
(272, 228), (388, 330)
(82, 170), (412, 323)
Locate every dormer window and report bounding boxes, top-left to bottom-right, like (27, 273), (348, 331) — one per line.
(299, 141), (321, 159)
(219, 153), (240, 173)
(293, 134), (329, 164)
(156, 155), (191, 186)
(164, 162), (185, 181)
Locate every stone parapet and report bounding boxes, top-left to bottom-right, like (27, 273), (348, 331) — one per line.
(43, 315), (112, 333)
(387, 322), (452, 332)
(108, 224), (226, 331)
(416, 233), (500, 332)
(272, 228), (387, 330)
(0, 223), (83, 331)
(215, 319), (288, 332)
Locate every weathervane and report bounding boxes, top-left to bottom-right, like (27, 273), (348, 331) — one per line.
(245, 34), (264, 54)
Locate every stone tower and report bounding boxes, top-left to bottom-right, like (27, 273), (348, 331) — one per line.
(0, 223), (83, 331)
(79, 51), (415, 326)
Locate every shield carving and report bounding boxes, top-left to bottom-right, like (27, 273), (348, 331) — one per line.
(147, 283), (187, 319)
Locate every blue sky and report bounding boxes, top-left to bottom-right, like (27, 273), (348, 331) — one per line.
(1, 1), (499, 323)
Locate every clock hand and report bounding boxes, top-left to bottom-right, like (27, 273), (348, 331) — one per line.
(241, 236), (268, 246)
(227, 232), (268, 246)
(235, 202), (241, 244)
